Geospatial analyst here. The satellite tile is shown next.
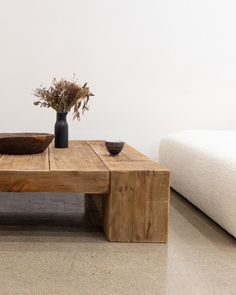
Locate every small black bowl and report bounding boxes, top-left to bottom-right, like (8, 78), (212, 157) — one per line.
(105, 141), (125, 156)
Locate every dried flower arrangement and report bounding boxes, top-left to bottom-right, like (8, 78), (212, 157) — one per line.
(33, 77), (94, 120)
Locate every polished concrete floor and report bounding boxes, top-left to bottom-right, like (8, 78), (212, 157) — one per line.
(0, 190), (235, 295)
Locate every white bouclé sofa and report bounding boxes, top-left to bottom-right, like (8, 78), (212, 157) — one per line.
(159, 130), (236, 238)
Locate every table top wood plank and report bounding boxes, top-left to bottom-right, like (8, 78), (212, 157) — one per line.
(0, 150), (49, 171)
(49, 141), (108, 172)
(0, 140), (168, 193)
(0, 170), (109, 193)
(122, 144), (149, 161)
(87, 140), (148, 161)
(0, 141), (110, 193)
(87, 141), (130, 162)
(87, 141), (169, 172)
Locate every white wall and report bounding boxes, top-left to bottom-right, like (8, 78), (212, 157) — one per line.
(0, 0), (236, 159)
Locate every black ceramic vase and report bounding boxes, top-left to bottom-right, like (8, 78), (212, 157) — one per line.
(54, 112), (68, 148)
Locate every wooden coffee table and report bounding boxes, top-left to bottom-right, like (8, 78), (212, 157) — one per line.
(0, 141), (170, 242)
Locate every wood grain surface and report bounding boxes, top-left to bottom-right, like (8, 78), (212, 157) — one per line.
(87, 141), (170, 242)
(0, 140), (170, 242)
(0, 141), (109, 193)
(0, 150), (49, 171)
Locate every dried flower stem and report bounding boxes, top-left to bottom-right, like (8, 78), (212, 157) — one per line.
(33, 77), (94, 120)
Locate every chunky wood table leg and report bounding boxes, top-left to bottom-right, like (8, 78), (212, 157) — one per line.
(86, 141), (170, 243)
(103, 170), (170, 242)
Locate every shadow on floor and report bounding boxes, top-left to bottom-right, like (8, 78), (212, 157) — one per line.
(0, 193), (104, 239)
(0, 191), (235, 247)
(170, 189), (236, 247)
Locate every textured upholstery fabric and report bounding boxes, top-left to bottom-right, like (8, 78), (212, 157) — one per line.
(159, 130), (236, 238)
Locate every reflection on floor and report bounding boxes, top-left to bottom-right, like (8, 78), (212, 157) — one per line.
(0, 190), (235, 295)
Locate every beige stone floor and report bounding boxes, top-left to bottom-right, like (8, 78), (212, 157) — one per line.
(0, 190), (235, 295)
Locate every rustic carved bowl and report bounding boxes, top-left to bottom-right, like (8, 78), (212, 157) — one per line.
(0, 133), (54, 155)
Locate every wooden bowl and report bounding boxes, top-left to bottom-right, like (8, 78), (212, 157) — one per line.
(0, 133), (54, 155)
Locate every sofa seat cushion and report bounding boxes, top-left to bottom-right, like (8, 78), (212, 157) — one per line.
(159, 130), (236, 238)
